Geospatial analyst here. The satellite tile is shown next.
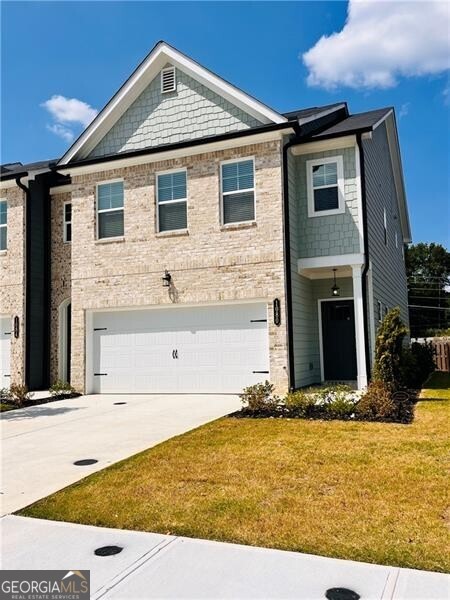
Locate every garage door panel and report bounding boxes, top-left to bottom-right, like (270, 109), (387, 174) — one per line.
(92, 303), (270, 394)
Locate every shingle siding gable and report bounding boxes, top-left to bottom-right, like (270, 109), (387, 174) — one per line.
(89, 65), (263, 158)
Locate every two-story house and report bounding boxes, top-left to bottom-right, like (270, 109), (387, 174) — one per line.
(0, 41), (411, 395)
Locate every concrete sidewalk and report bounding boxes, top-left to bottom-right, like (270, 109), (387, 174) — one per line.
(0, 393), (240, 515)
(1, 516), (448, 599)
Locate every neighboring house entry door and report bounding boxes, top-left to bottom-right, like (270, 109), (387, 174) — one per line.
(0, 315), (11, 388)
(321, 300), (357, 381)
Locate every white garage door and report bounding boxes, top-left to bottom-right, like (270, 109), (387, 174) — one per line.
(92, 303), (270, 394)
(0, 316), (11, 388)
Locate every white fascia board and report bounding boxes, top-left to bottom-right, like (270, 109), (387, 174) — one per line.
(290, 135), (356, 155)
(372, 108), (393, 131)
(59, 42), (286, 166)
(50, 184), (74, 195)
(58, 129), (292, 178)
(298, 253), (365, 273)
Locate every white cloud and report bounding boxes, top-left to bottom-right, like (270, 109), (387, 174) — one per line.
(42, 94), (98, 142)
(399, 102), (410, 118)
(46, 123), (75, 143)
(303, 0), (450, 90)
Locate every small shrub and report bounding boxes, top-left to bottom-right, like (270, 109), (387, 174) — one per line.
(284, 390), (316, 417)
(400, 342), (436, 390)
(323, 396), (357, 419)
(9, 384), (33, 408)
(373, 307), (408, 391)
(239, 381), (280, 415)
(49, 380), (78, 399)
(0, 388), (12, 402)
(355, 381), (396, 421)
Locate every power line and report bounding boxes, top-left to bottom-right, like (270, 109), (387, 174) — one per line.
(408, 305), (450, 311)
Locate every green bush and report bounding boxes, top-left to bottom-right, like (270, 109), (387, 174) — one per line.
(355, 381), (396, 421)
(400, 342), (436, 389)
(284, 390), (316, 417)
(49, 380), (78, 399)
(323, 396), (357, 419)
(373, 307), (408, 391)
(239, 381), (280, 415)
(9, 384), (33, 408)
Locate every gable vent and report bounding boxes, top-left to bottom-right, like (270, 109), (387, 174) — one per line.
(161, 67), (176, 94)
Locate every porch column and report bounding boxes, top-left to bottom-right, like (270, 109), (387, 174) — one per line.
(351, 264), (368, 389)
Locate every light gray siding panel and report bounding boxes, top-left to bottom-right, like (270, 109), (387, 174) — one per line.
(363, 122), (409, 359)
(90, 65), (262, 158)
(295, 147), (361, 257)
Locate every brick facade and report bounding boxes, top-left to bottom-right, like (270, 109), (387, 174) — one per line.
(55, 140), (289, 394)
(0, 186), (26, 386)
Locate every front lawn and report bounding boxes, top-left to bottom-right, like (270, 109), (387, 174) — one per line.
(20, 381), (449, 573)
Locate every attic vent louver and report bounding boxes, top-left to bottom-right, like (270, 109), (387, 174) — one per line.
(161, 67), (176, 93)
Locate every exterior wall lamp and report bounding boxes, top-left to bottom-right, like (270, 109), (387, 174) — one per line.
(162, 270), (172, 287)
(331, 268), (340, 297)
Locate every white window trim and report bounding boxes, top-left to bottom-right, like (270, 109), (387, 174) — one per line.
(0, 199), (7, 252)
(306, 155), (345, 218)
(96, 178), (124, 240)
(383, 207), (388, 245)
(63, 200), (72, 243)
(220, 156), (256, 226)
(155, 167), (188, 233)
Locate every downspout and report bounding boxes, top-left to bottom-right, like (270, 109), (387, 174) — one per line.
(282, 131), (302, 391)
(356, 134), (372, 381)
(15, 175), (30, 387)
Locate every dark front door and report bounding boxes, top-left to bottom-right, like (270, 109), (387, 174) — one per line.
(321, 300), (357, 381)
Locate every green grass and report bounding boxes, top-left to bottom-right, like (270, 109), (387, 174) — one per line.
(20, 389), (450, 573)
(420, 372), (450, 400)
(0, 402), (15, 412)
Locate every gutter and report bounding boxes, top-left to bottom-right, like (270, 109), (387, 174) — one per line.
(15, 175), (30, 388)
(356, 134), (372, 381)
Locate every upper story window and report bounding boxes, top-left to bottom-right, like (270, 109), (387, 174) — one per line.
(221, 158), (255, 225)
(97, 181), (124, 239)
(157, 170), (187, 232)
(63, 202), (72, 243)
(383, 207), (388, 245)
(307, 156), (344, 218)
(0, 200), (7, 251)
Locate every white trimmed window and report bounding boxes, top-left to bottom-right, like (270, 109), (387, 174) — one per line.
(0, 200), (6, 251)
(63, 201), (72, 242)
(97, 180), (124, 239)
(377, 301), (383, 323)
(307, 156), (344, 217)
(157, 170), (187, 232)
(383, 207), (388, 245)
(221, 158), (255, 225)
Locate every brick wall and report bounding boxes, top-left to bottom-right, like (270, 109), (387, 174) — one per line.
(0, 186), (26, 385)
(67, 140), (289, 394)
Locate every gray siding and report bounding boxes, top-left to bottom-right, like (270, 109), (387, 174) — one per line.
(295, 147), (361, 258)
(363, 122), (409, 359)
(90, 65), (262, 158)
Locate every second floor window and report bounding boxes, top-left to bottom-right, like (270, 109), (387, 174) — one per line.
(157, 170), (187, 232)
(0, 200), (6, 251)
(97, 181), (124, 239)
(221, 158), (255, 224)
(63, 202), (72, 242)
(307, 156), (344, 217)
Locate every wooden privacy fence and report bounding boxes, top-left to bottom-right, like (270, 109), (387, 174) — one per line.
(412, 337), (450, 372)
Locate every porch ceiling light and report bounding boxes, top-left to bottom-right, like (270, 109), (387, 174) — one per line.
(331, 268), (340, 297)
(162, 270), (172, 287)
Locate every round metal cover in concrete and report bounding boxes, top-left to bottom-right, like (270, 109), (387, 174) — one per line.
(73, 459), (98, 466)
(94, 545), (123, 557)
(326, 588), (360, 600)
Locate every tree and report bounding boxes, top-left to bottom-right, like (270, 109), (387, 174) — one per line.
(405, 243), (450, 337)
(373, 307), (408, 391)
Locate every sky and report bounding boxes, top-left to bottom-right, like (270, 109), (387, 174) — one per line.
(1, 1), (449, 247)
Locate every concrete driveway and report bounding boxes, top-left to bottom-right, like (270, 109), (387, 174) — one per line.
(0, 394), (240, 515)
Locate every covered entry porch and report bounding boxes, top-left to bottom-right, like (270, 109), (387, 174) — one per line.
(297, 254), (368, 390)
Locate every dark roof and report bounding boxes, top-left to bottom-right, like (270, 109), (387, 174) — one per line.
(283, 102), (347, 121)
(0, 159), (58, 180)
(311, 107), (392, 139)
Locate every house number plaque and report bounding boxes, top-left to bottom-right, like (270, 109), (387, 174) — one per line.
(273, 298), (281, 326)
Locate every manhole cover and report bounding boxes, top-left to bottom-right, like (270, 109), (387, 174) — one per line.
(94, 545), (123, 557)
(326, 589), (360, 600)
(114, 402), (127, 405)
(73, 459), (98, 466)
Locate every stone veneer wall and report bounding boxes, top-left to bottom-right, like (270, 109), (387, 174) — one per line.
(0, 186), (26, 385)
(50, 192), (72, 383)
(69, 140), (289, 394)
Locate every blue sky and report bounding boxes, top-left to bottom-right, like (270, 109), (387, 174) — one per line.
(1, 1), (449, 246)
